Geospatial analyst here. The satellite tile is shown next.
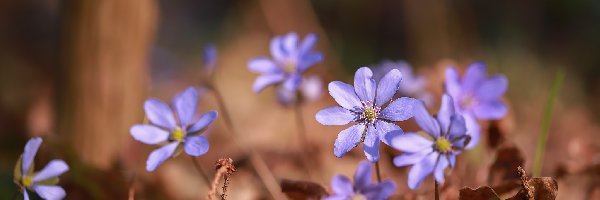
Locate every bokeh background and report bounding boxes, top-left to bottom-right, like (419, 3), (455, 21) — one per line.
(1, 0), (599, 199)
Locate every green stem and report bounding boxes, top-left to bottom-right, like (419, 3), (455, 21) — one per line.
(533, 69), (565, 177)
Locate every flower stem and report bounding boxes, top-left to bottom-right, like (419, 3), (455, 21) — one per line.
(434, 180), (440, 200)
(204, 84), (285, 199)
(374, 161), (382, 183)
(293, 102), (317, 179)
(533, 69), (565, 177)
(190, 156), (211, 186)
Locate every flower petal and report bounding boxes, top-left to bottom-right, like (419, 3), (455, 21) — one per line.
(187, 111), (218, 133)
(276, 86), (297, 106)
(270, 36), (284, 61)
(315, 106), (357, 125)
(437, 94), (456, 133)
(412, 101), (441, 137)
(130, 125), (170, 145)
(299, 33), (318, 55)
(248, 58), (281, 74)
(297, 52), (323, 72)
(23, 190), (29, 200)
(407, 152), (437, 190)
(184, 135), (209, 156)
(447, 115), (467, 139)
(393, 147), (433, 167)
(375, 69), (402, 107)
(300, 75), (323, 101)
(323, 195), (349, 200)
(282, 32), (299, 56)
(462, 62), (487, 92)
(473, 100), (507, 119)
(391, 133), (433, 153)
(252, 74), (285, 93)
(333, 124), (366, 158)
(353, 161), (372, 190)
(146, 142), (179, 172)
(373, 120), (401, 146)
(32, 160), (68, 182)
(379, 97), (419, 122)
(33, 185), (66, 200)
(434, 155), (450, 183)
(282, 73), (302, 91)
(330, 175), (353, 195)
(476, 75), (508, 101)
(354, 67), (376, 102)
(144, 99), (177, 130)
(361, 180), (397, 200)
(22, 137), (42, 177)
(328, 81), (362, 110)
(444, 67), (462, 98)
(464, 115), (480, 149)
(363, 126), (380, 162)
(172, 87), (199, 126)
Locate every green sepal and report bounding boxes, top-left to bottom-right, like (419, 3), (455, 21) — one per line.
(36, 177), (59, 186)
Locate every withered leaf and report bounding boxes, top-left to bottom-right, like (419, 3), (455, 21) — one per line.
(459, 186), (501, 200)
(489, 146), (525, 186)
(280, 178), (328, 200)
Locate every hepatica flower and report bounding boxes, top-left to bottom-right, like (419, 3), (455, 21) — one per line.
(248, 32), (323, 105)
(445, 62), (508, 149)
(371, 60), (433, 105)
(14, 137), (69, 200)
(315, 67), (419, 162)
(325, 160), (396, 200)
(390, 94), (470, 189)
(130, 87), (217, 171)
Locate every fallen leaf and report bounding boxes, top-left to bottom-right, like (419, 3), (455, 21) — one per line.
(488, 146), (525, 186)
(459, 186), (501, 200)
(280, 179), (328, 200)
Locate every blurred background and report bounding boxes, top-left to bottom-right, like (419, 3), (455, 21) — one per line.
(1, 0), (599, 199)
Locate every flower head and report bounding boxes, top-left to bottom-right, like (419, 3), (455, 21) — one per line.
(445, 62), (508, 149)
(130, 87), (217, 171)
(325, 161), (396, 200)
(315, 67), (419, 162)
(14, 137), (69, 200)
(371, 60), (433, 105)
(248, 32), (324, 105)
(390, 94), (470, 189)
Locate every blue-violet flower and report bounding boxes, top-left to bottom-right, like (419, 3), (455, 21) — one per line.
(371, 60), (433, 106)
(325, 160), (396, 200)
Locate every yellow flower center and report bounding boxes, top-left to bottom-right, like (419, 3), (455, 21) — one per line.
(22, 175), (33, 187)
(363, 107), (377, 121)
(171, 128), (185, 141)
(283, 60), (296, 73)
(351, 194), (367, 200)
(434, 138), (452, 153)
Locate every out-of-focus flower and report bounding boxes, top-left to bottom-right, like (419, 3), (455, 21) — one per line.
(445, 62), (508, 149)
(325, 160), (396, 200)
(390, 94), (469, 189)
(371, 60), (433, 105)
(315, 67), (419, 162)
(130, 87), (217, 171)
(203, 44), (217, 76)
(14, 137), (69, 200)
(248, 32), (323, 105)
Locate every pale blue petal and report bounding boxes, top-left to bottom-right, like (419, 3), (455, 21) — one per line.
(252, 74), (285, 93)
(354, 67), (376, 102)
(444, 67), (462, 98)
(462, 62), (487, 92)
(464, 114), (480, 149)
(379, 97), (419, 121)
(323, 195), (350, 200)
(434, 155), (449, 183)
(297, 52), (323, 72)
(32, 160), (68, 182)
(298, 33), (318, 55)
(315, 106), (357, 125)
(437, 94), (456, 133)
(412, 101), (441, 137)
(282, 32), (299, 56)
(276, 86), (297, 106)
(130, 125), (170, 145)
(407, 152), (437, 190)
(373, 120), (401, 146)
(282, 73), (302, 91)
(475, 75), (508, 101)
(391, 133), (433, 153)
(33, 185), (66, 200)
(22, 137), (42, 177)
(363, 126), (380, 162)
(24, 190), (29, 200)
(172, 87), (198, 126)
(393, 147), (433, 167)
(184, 135), (209, 156)
(447, 115), (467, 139)
(334, 124), (366, 158)
(353, 161), (372, 190)
(449, 154), (457, 167)
(375, 69), (402, 107)
(187, 111), (218, 133)
(330, 175), (353, 195)
(361, 180), (396, 200)
(270, 36), (285, 61)
(146, 142), (179, 172)
(248, 58), (281, 73)
(328, 81), (362, 110)
(144, 99), (177, 130)
(473, 100), (507, 119)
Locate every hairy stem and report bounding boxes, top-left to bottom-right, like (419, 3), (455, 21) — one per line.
(434, 180), (440, 200)
(374, 161), (382, 183)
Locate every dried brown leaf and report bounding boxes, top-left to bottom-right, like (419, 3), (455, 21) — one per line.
(459, 186), (501, 200)
(280, 179), (328, 200)
(488, 146), (525, 186)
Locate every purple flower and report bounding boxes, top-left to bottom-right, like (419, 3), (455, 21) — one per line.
(390, 94), (469, 189)
(248, 32), (323, 104)
(14, 137), (69, 200)
(325, 160), (396, 200)
(130, 87), (217, 171)
(371, 60), (433, 106)
(445, 62), (508, 149)
(315, 67), (419, 162)
(203, 44), (217, 76)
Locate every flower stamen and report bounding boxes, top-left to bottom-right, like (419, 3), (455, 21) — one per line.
(22, 175), (33, 187)
(360, 101), (380, 125)
(171, 128), (185, 141)
(434, 138), (452, 153)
